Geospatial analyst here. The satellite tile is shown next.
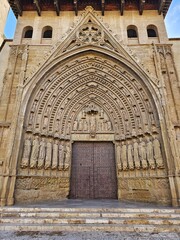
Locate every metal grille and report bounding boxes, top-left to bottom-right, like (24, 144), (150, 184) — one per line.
(70, 142), (117, 199)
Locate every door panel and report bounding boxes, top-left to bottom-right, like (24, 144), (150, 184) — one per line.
(70, 142), (117, 199)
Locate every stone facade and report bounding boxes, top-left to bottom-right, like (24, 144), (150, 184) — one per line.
(0, 0), (9, 45)
(0, 6), (179, 207)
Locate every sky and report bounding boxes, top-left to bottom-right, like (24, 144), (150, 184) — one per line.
(4, 0), (180, 39)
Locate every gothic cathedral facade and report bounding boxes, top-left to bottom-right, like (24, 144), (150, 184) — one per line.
(0, 0), (180, 207)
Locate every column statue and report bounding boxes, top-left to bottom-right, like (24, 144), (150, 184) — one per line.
(37, 138), (46, 169)
(138, 139), (148, 169)
(21, 136), (31, 168)
(153, 137), (164, 168)
(121, 141), (128, 170)
(45, 139), (52, 169)
(58, 143), (64, 170)
(52, 140), (59, 169)
(30, 135), (39, 168)
(116, 144), (122, 171)
(64, 144), (71, 170)
(146, 138), (156, 169)
(128, 142), (134, 170)
(133, 139), (140, 169)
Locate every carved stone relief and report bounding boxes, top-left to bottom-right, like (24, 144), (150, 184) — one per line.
(116, 136), (164, 172)
(72, 102), (113, 137)
(19, 54), (165, 179)
(61, 21), (117, 54)
(20, 133), (71, 172)
(25, 56), (159, 141)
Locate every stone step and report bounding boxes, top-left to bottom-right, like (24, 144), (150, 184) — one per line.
(0, 223), (179, 233)
(1, 217), (180, 225)
(1, 207), (180, 214)
(1, 211), (179, 219)
(1, 206), (179, 233)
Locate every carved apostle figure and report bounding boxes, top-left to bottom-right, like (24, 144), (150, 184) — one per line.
(43, 116), (48, 129)
(128, 141), (134, 170)
(73, 119), (78, 131)
(64, 144), (71, 170)
(28, 112), (34, 126)
(66, 121), (72, 135)
(107, 121), (112, 131)
(103, 120), (108, 131)
(146, 137), (156, 169)
(30, 135), (39, 168)
(121, 141), (128, 170)
(31, 100), (37, 113)
(116, 144), (122, 171)
(21, 136), (31, 168)
(37, 138), (46, 169)
(153, 137), (164, 168)
(45, 139), (52, 169)
(125, 120), (130, 134)
(82, 109), (86, 118)
(55, 119), (60, 133)
(100, 109), (104, 119)
(52, 140), (59, 169)
(58, 143), (64, 170)
(78, 119), (83, 131)
(133, 139), (140, 169)
(138, 139), (148, 169)
(83, 119), (88, 131)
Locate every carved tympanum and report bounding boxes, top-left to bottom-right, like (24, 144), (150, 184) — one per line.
(72, 102), (113, 136)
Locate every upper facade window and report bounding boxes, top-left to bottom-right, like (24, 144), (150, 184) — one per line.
(42, 26), (53, 38)
(127, 25), (138, 38)
(23, 26), (33, 38)
(147, 25), (158, 38)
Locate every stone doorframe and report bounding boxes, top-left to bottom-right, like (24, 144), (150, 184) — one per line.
(0, 7), (179, 206)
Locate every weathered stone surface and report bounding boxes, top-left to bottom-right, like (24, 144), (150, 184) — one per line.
(0, 6), (179, 206)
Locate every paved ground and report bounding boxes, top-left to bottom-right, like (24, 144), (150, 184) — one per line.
(0, 231), (180, 240)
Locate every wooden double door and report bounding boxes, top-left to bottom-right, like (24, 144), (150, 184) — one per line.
(70, 142), (117, 199)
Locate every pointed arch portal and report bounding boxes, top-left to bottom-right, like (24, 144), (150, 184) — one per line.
(14, 8), (171, 205)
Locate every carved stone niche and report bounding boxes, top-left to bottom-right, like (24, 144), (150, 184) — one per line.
(72, 102), (113, 137)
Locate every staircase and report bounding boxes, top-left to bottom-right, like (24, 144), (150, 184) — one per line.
(0, 206), (180, 233)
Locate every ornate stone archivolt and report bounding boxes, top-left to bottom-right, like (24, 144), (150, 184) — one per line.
(25, 55), (158, 137)
(19, 53), (165, 175)
(18, 7), (167, 179)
